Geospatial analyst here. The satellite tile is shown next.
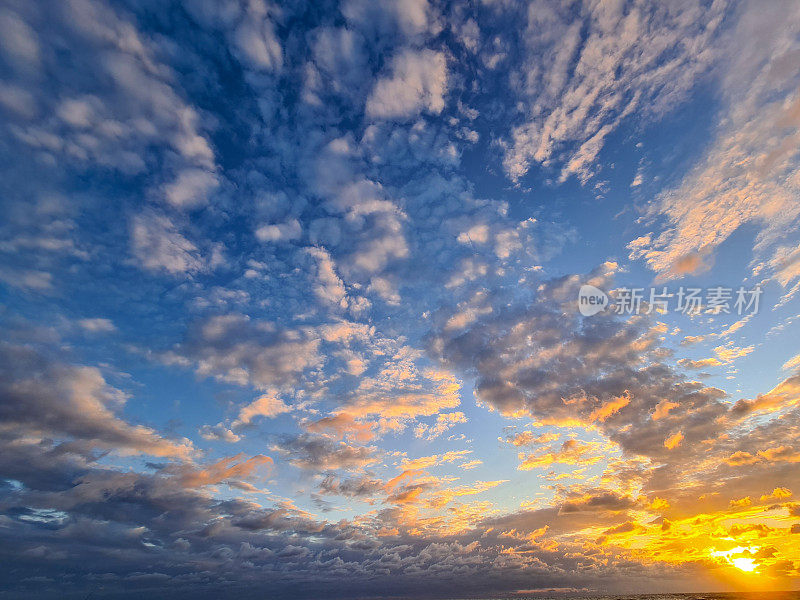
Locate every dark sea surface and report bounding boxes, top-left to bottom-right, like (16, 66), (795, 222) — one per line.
(463, 594), (800, 600)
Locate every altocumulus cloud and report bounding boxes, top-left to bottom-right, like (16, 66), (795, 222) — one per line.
(0, 0), (799, 598)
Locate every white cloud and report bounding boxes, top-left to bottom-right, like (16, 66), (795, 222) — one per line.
(233, 11), (282, 71)
(186, 0), (282, 71)
(78, 318), (116, 333)
(255, 219), (302, 243)
(502, 0), (727, 183)
(0, 268), (53, 292)
(343, 0), (439, 38)
(630, 1), (800, 281)
(165, 169), (219, 210)
(0, 0), (219, 207)
(304, 26), (368, 102)
(770, 243), (800, 287)
(163, 314), (321, 390)
(232, 394), (292, 428)
(0, 82), (37, 119)
(56, 97), (95, 128)
(783, 353), (800, 372)
(199, 424), (240, 443)
(0, 8), (40, 68)
(307, 247), (348, 307)
(130, 213), (206, 276)
(366, 48), (447, 120)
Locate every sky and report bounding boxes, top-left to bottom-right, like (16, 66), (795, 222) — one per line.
(0, 0), (799, 598)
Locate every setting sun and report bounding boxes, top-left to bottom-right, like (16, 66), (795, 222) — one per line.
(711, 546), (764, 575)
(732, 557), (758, 573)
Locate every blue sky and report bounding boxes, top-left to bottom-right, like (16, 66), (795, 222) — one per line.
(1, 0), (800, 597)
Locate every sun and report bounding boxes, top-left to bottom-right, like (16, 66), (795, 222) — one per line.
(710, 546), (760, 574)
(731, 557), (757, 573)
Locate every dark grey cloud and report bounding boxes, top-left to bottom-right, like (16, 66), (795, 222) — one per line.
(0, 342), (192, 458)
(272, 433), (379, 472)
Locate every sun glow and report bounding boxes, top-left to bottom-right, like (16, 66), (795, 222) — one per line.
(731, 557), (757, 573)
(710, 546), (760, 574)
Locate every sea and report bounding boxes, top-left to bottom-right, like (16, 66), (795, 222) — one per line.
(463, 594), (800, 600)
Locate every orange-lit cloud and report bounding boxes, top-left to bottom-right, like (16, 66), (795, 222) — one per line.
(518, 440), (603, 471)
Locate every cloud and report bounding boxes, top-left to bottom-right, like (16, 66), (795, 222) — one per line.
(232, 394), (292, 428)
(0, 267), (53, 292)
(663, 431), (684, 450)
(558, 491), (639, 514)
(317, 473), (384, 499)
(651, 400), (680, 421)
(165, 453), (273, 489)
(677, 357), (723, 370)
(303, 412), (376, 443)
(518, 440), (603, 471)
(198, 424), (240, 443)
(726, 451), (759, 466)
(783, 353), (800, 372)
(272, 433), (378, 471)
(2, 0), (800, 596)
(344, 365), (462, 431)
(588, 393), (630, 423)
(768, 243), (800, 304)
(160, 314), (321, 389)
(427, 263), (762, 472)
(255, 219), (302, 243)
(232, 4), (282, 71)
(185, 0), (282, 72)
(761, 487), (792, 501)
(197, 394), (292, 441)
(303, 141), (410, 291)
(130, 212), (208, 276)
(728, 372), (800, 420)
(459, 460), (482, 470)
(757, 446), (800, 464)
(343, 0), (439, 39)
(503, 430), (560, 447)
(0, 7), (40, 68)
(304, 26), (369, 104)
(630, 2), (800, 281)
(366, 48), (447, 120)
(502, 0), (726, 183)
(413, 411), (467, 440)
(0, 342), (192, 459)
(1, 0), (219, 198)
(305, 247), (348, 307)
(164, 168), (219, 210)
(400, 449), (472, 471)
(77, 318), (116, 333)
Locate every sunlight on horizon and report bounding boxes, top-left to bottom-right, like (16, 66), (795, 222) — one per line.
(711, 546), (762, 575)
